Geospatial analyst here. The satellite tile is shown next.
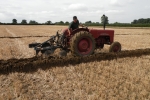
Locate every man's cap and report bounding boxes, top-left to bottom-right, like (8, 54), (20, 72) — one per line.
(73, 16), (77, 19)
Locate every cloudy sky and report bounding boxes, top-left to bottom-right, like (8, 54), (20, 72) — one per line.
(0, 0), (150, 23)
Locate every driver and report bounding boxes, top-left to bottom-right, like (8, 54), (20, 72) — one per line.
(68, 16), (83, 36)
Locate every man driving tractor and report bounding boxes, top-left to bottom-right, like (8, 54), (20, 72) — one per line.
(68, 16), (83, 36)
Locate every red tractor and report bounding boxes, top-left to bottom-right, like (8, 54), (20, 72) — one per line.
(29, 27), (121, 57)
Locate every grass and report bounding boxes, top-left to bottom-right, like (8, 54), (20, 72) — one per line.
(0, 25), (150, 99)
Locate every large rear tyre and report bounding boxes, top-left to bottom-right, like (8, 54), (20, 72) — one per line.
(109, 41), (121, 52)
(70, 31), (95, 56)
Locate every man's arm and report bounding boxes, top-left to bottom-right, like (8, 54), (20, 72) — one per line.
(68, 29), (72, 36)
(68, 22), (73, 36)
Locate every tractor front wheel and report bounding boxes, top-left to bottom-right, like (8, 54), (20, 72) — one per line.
(109, 41), (121, 52)
(70, 31), (95, 56)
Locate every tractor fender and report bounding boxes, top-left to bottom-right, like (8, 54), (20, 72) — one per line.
(62, 28), (89, 36)
(71, 28), (89, 35)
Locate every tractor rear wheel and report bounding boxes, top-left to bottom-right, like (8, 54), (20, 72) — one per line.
(109, 41), (121, 52)
(70, 31), (95, 56)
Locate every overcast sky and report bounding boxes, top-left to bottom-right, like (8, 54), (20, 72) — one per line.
(0, 0), (150, 23)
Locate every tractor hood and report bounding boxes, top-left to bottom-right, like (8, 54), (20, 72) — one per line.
(89, 29), (114, 38)
(89, 29), (114, 43)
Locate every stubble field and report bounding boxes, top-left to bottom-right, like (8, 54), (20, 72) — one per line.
(0, 25), (150, 100)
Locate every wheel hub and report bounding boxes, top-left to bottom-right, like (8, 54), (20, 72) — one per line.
(114, 45), (119, 52)
(77, 38), (93, 55)
(78, 39), (89, 51)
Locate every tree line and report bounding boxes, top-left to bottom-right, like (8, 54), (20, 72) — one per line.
(0, 15), (109, 25)
(132, 18), (150, 24)
(0, 17), (150, 27)
(0, 19), (55, 25)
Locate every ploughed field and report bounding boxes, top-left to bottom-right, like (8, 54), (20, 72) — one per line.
(0, 25), (150, 59)
(0, 25), (150, 99)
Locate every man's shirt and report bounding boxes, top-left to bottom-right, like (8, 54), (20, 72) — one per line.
(69, 20), (79, 30)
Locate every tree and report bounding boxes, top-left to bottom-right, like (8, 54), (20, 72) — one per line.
(45, 20), (52, 25)
(138, 18), (144, 24)
(85, 21), (92, 24)
(114, 22), (120, 24)
(59, 21), (64, 24)
(65, 21), (69, 25)
(21, 19), (27, 24)
(101, 15), (109, 24)
(29, 20), (38, 24)
(132, 20), (138, 24)
(12, 19), (17, 24)
(147, 18), (150, 23)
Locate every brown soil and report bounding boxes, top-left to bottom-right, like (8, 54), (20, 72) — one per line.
(0, 48), (150, 74)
